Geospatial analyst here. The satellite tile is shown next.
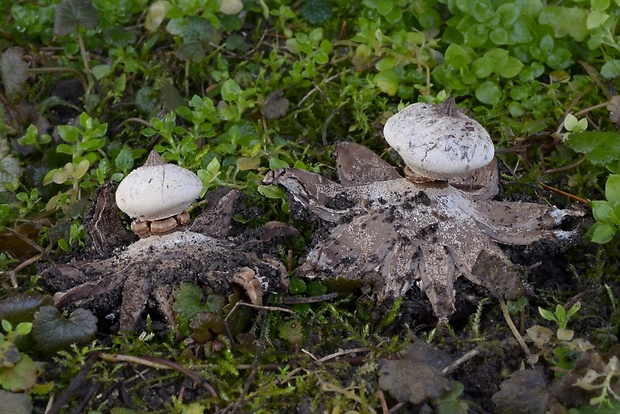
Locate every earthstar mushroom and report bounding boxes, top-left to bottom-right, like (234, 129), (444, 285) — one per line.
(115, 151), (203, 238)
(383, 97), (495, 182)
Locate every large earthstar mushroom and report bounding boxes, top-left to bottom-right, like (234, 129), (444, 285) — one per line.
(115, 151), (203, 238)
(383, 97), (495, 182)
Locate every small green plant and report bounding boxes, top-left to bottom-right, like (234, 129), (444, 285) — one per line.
(527, 302), (592, 371)
(0, 320), (44, 392)
(539, 301), (582, 338)
(574, 356), (620, 407)
(42, 112), (108, 208)
(587, 174), (620, 243)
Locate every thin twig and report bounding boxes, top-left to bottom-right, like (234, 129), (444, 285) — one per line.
(221, 310), (269, 414)
(541, 155), (586, 175)
(47, 352), (98, 414)
(4, 253), (44, 288)
(499, 297), (531, 358)
(442, 347), (483, 375)
(536, 178), (590, 204)
(99, 353), (218, 398)
(281, 292), (339, 304)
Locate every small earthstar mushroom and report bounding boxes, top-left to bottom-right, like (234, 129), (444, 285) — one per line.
(383, 97), (495, 182)
(115, 151), (203, 238)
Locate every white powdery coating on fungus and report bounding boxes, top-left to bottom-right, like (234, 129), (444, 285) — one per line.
(126, 231), (214, 254)
(116, 159), (203, 221)
(384, 102), (495, 180)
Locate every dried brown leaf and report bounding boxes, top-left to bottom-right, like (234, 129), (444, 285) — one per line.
(492, 369), (555, 414)
(378, 343), (453, 404)
(0, 48), (28, 104)
(261, 90), (289, 119)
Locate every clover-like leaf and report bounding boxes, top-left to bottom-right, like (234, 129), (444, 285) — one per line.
(300, 0), (333, 24)
(0, 48), (28, 104)
(564, 131), (620, 165)
(432, 382), (469, 414)
(31, 306), (97, 354)
(54, 0), (100, 36)
(189, 312), (225, 343)
(173, 284), (226, 335)
(278, 319), (304, 345)
(378, 343), (453, 404)
(174, 17), (214, 62)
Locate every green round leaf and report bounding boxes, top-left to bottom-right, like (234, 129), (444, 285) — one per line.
(300, 0), (333, 24)
(257, 184), (285, 200)
(508, 18), (533, 44)
(605, 174), (620, 205)
(589, 222), (616, 244)
(472, 57), (494, 78)
(464, 24), (488, 47)
(475, 81), (503, 105)
(499, 57), (524, 78)
(592, 0), (611, 11)
(54, 0), (100, 36)
(114, 147), (134, 172)
(221, 79), (242, 101)
(289, 276), (307, 294)
(489, 27), (508, 45)
(469, 0), (493, 22)
(32, 306), (97, 354)
(374, 69), (399, 96)
(601, 60), (620, 79)
(592, 200), (614, 223)
(15, 322), (32, 336)
(377, 0), (393, 16)
(497, 3), (520, 25)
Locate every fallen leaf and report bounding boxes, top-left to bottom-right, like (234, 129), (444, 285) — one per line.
(492, 369), (555, 414)
(261, 90), (289, 119)
(378, 343), (453, 404)
(0, 48), (28, 104)
(0, 389), (32, 414)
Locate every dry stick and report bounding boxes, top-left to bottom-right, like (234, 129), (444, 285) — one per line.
(281, 292), (339, 304)
(379, 389), (389, 414)
(555, 100), (611, 135)
(541, 155), (586, 175)
(99, 353), (218, 398)
(442, 347), (483, 375)
(4, 252), (43, 288)
(223, 347), (371, 413)
(28, 67), (88, 95)
(112, 117), (152, 133)
(498, 297), (531, 358)
(221, 310), (269, 414)
(387, 402), (406, 414)
(47, 352), (99, 414)
(322, 104), (345, 146)
(76, 31), (93, 98)
(536, 178), (590, 205)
